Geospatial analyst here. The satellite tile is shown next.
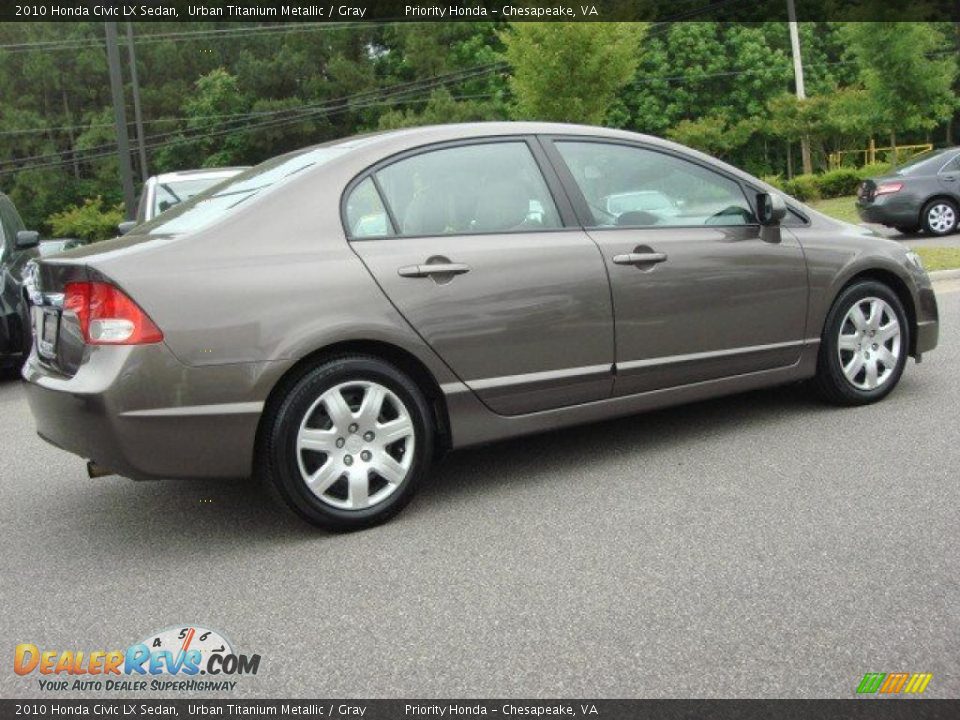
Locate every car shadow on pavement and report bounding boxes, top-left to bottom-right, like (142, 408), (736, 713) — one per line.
(423, 381), (829, 503)
(52, 380), (838, 549)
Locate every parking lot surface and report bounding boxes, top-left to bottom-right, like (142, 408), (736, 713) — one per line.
(1, 288), (958, 699)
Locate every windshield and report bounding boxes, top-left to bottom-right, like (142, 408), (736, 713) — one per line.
(153, 176), (238, 217)
(896, 148), (954, 176)
(136, 145), (354, 236)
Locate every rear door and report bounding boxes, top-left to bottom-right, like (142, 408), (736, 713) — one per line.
(346, 138), (614, 415)
(542, 137), (808, 396)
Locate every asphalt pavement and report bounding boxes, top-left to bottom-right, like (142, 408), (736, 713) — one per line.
(867, 222), (960, 247)
(1, 287), (958, 699)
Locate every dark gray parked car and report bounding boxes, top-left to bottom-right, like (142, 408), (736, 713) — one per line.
(856, 146), (960, 235)
(0, 191), (40, 372)
(23, 123), (940, 530)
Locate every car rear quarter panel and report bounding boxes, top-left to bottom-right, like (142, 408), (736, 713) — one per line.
(82, 159), (461, 395)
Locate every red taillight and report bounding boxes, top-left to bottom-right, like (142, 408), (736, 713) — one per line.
(874, 182), (903, 196)
(63, 281), (163, 345)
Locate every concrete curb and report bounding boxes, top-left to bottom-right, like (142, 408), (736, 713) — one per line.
(930, 269), (960, 282)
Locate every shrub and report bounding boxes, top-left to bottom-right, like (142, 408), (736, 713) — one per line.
(857, 162), (893, 180)
(816, 168), (863, 198)
(47, 197), (124, 243)
(780, 174), (821, 202)
(760, 174), (784, 190)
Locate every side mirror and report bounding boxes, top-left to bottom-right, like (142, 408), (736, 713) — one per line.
(757, 192), (786, 226)
(15, 230), (40, 249)
(117, 221), (137, 235)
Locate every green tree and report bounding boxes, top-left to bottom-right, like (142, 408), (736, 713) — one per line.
(501, 22), (647, 124)
(842, 22), (957, 162)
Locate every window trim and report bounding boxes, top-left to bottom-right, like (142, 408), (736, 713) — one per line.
(539, 135), (762, 231)
(340, 136), (580, 242)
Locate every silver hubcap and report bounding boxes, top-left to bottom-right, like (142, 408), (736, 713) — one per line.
(296, 381), (414, 510)
(837, 297), (901, 391)
(927, 203), (956, 234)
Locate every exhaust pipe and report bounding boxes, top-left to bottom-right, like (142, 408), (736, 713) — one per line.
(86, 461), (115, 479)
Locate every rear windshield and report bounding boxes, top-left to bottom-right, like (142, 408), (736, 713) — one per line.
(153, 175), (239, 217)
(134, 146), (351, 236)
(896, 148), (955, 176)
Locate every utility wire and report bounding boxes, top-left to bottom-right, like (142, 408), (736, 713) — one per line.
(0, 63), (505, 170)
(0, 91), (495, 177)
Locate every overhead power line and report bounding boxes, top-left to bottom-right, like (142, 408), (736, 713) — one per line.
(0, 70), (503, 178)
(0, 91), (496, 178)
(0, 62), (505, 171)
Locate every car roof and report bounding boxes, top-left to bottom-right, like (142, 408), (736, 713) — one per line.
(302, 121), (770, 192)
(153, 167), (250, 183)
(321, 121), (663, 148)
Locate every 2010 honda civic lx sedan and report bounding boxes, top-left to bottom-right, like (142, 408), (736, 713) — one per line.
(23, 123), (940, 531)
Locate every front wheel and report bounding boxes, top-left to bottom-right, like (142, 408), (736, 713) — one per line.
(258, 356), (433, 531)
(921, 198), (958, 236)
(813, 281), (909, 406)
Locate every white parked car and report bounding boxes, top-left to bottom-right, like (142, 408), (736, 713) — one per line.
(119, 167), (249, 234)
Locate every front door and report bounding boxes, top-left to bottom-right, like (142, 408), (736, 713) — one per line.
(346, 139), (614, 415)
(544, 138), (808, 396)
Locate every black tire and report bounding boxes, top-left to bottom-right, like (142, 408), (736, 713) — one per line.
(813, 280), (910, 406)
(920, 198), (958, 236)
(257, 355), (433, 531)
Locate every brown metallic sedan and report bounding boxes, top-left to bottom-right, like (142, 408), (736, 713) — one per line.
(23, 123), (940, 531)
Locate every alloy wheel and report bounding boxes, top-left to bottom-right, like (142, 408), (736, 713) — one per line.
(837, 297), (901, 391)
(295, 380), (415, 510)
(927, 202), (956, 234)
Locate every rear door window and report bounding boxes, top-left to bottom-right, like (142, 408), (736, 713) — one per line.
(373, 141), (562, 237)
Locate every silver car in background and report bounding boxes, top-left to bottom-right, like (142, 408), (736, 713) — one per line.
(23, 123), (939, 531)
(118, 167), (249, 234)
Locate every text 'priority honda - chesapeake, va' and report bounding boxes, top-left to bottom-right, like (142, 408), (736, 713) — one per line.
(23, 123), (939, 530)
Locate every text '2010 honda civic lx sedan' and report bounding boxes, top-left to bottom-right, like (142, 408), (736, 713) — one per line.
(23, 123), (940, 531)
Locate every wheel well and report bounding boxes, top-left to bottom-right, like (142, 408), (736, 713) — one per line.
(258, 340), (451, 454)
(839, 269), (918, 355)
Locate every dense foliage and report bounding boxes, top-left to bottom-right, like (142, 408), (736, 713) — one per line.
(0, 21), (957, 232)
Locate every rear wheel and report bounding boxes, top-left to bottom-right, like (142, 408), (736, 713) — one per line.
(921, 198), (958, 236)
(813, 281), (909, 406)
(258, 355), (433, 531)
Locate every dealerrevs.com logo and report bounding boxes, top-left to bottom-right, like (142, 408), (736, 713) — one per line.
(14, 625), (261, 693)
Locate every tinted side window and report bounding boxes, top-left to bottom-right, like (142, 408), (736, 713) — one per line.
(555, 141), (756, 228)
(940, 155), (960, 174)
(375, 142), (562, 237)
(345, 177), (394, 239)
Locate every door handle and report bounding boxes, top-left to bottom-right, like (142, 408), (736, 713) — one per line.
(612, 252), (668, 266)
(398, 262), (470, 278)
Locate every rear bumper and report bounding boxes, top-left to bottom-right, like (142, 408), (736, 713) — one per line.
(855, 198), (919, 227)
(22, 343), (268, 480)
